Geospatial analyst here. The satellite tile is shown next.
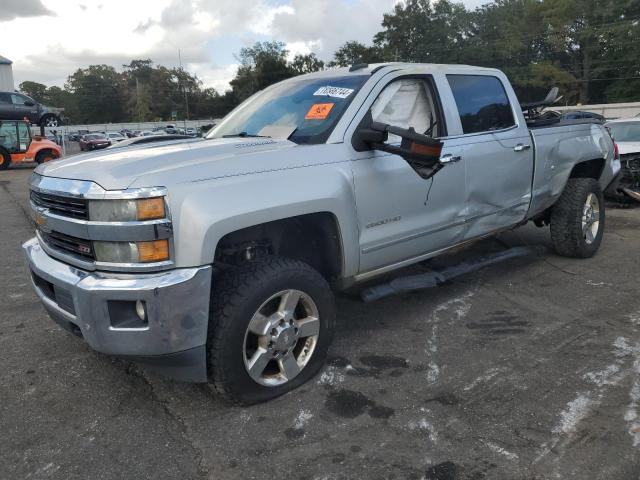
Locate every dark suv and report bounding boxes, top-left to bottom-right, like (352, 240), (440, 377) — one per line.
(0, 92), (63, 127)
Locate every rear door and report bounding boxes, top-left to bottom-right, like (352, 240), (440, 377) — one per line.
(443, 74), (533, 239)
(349, 73), (467, 274)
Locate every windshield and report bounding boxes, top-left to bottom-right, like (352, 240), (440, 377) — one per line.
(85, 134), (104, 140)
(607, 122), (640, 142)
(208, 75), (369, 144)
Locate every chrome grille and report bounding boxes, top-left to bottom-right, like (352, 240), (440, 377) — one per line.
(40, 230), (95, 261)
(30, 190), (89, 220)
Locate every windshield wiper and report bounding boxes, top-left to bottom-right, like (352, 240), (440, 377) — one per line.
(222, 132), (271, 138)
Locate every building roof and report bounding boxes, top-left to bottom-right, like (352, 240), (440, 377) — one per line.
(0, 55), (12, 65)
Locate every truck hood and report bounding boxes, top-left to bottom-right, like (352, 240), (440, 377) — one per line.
(617, 141), (640, 155)
(36, 137), (299, 190)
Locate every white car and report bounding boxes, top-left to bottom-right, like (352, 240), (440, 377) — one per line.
(605, 119), (640, 201)
(106, 132), (126, 142)
(139, 130), (162, 137)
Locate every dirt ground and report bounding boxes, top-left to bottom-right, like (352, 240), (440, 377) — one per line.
(1, 165), (639, 480)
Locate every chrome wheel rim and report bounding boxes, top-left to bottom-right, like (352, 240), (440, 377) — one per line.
(45, 118), (58, 127)
(582, 193), (600, 245)
(243, 289), (320, 387)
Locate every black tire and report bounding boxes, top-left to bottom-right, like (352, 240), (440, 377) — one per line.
(40, 114), (61, 128)
(35, 149), (56, 164)
(208, 256), (335, 405)
(0, 147), (10, 170)
(550, 178), (605, 258)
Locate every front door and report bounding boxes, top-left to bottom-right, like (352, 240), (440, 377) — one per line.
(350, 77), (467, 274)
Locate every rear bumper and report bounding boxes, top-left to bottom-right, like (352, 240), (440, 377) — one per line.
(23, 237), (212, 382)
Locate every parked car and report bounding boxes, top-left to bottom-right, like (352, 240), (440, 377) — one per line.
(106, 132), (126, 143)
(185, 127), (197, 136)
(24, 63), (619, 405)
(604, 119), (640, 202)
(107, 134), (194, 149)
(0, 120), (61, 169)
(139, 130), (166, 137)
(0, 91), (64, 127)
(120, 129), (136, 138)
(79, 133), (110, 151)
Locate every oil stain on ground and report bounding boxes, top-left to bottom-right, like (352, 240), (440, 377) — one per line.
(324, 389), (395, 419)
(465, 310), (529, 336)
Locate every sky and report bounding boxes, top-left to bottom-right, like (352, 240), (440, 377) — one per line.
(0, 0), (490, 93)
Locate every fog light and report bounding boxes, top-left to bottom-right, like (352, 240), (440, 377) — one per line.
(135, 300), (146, 321)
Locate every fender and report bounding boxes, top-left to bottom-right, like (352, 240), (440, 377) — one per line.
(169, 159), (361, 277)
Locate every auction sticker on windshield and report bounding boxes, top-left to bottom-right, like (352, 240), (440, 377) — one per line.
(313, 86), (354, 99)
(305, 103), (334, 120)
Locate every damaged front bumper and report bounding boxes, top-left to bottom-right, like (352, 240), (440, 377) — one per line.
(23, 237), (212, 382)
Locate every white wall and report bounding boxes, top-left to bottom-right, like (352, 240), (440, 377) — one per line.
(0, 63), (14, 91)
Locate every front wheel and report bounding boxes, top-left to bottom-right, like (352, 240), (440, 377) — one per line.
(0, 148), (10, 170)
(208, 257), (335, 405)
(550, 178), (605, 258)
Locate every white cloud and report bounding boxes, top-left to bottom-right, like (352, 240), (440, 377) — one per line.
(4, 0), (495, 94)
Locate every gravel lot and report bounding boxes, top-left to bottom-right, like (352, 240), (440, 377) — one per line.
(1, 165), (639, 480)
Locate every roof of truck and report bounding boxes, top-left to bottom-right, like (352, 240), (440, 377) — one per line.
(296, 62), (501, 80)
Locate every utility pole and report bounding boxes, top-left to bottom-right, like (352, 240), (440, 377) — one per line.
(178, 49), (190, 128)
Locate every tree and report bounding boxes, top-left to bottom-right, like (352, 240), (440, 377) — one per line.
(330, 41), (385, 67)
(290, 53), (324, 74)
(541, 0), (640, 103)
(229, 41), (295, 102)
(65, 65), (126, 123)
(18, 81), (48, 102)
(373, 0), (471, 64)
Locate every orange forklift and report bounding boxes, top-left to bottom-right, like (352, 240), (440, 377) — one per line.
(0, 120), (62, 170)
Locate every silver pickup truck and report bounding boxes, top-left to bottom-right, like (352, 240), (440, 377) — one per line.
(24, 63), (620, 404)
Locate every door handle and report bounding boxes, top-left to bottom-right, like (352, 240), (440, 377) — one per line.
(440, 154), (462, 163)
(514, 143), (531, 152)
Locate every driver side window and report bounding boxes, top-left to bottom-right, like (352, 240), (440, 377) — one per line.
(371, 78), (442, 143)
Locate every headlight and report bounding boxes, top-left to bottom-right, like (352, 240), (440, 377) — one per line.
(88, 197), (166, 222)
(93, 239), (170, 263)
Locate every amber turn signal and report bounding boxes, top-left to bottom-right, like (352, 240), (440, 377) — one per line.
(137, 239), (170, 262)
(136, 197), (166, 220)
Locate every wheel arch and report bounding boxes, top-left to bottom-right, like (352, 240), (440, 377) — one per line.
(568, 157), (606, 181)
(212, 212), (345, 281)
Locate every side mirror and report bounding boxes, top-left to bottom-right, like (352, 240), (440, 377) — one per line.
(24, 101), (35, 107)
(352, 112), (445, 179)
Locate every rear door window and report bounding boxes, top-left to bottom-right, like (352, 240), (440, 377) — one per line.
(446, 75), (515, 134)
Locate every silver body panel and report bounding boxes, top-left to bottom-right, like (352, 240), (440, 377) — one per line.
(25, 63), (618, 381)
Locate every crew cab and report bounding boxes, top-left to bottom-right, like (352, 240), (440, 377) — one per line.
(23, 63), (619, 404)
(0, 120), (61, 170)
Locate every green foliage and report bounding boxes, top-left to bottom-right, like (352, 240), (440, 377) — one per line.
(17, 0), (640, 123)
(329, 41), (385, 66)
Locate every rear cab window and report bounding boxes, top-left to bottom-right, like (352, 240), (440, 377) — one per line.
(446, 75), (515, 134)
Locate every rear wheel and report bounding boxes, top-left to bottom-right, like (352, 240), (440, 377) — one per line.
(40, 114), (60, 128)
(0, 148), (10, 170)
(550, 178), (605, 258)
(35, 149), (56, 164)
(208, 256), (335, 405)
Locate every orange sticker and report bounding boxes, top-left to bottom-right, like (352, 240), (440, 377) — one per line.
(305, 103), (334, 120)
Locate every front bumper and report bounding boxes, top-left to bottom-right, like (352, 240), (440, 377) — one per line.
(23, 237), (212, 382)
